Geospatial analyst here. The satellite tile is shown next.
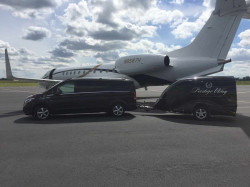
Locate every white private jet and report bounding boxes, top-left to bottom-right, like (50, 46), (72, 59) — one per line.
(4, 0), (250, 89)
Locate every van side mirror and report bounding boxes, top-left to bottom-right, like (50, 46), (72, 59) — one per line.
(55, 88), (62, 95)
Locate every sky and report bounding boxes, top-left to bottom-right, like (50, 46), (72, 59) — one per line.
(0, 0), (249, 79)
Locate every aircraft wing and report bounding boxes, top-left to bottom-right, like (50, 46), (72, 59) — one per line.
(10, 77), (61, 83)
(4, 48), (61, 85)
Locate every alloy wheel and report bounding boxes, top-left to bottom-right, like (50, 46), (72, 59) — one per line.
(112, 105), (124, 117)
(194, 107), (208, 120)
(36, 107), (50, 120)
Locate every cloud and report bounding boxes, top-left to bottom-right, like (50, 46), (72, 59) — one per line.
(0, 39), (10, 48)
(95, 0), (118, 28)
(171, 8), (212, 39)
(11, 8), (53, 19)
(60, 0), (184, 46)
(0, 40), (19, 58)
(228, 48), (250, 61)
(18, 48), (34, 56)
(126, 39), (182, 54)
(221, 61), (250, 78)
(0, 0), (65, 10)
(22, 26), (51, 41)
(60, 38), (126, 51)
(95, 51), (120, 63)
(50, 47), (74, 58)
(170, 0), (185, 5)
(90, 26), (156, 41)
(141, 8), (185, 26)
(238, 29), (250, 48)
(0, 39), (76, 78)
(122, 0), (154, 10)
(0, 0), (67, 19)
(203, 0), (216, 8)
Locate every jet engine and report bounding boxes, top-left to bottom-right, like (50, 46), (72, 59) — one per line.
(115, 54), (170, 75)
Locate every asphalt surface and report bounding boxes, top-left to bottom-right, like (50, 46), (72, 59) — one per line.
(0, 86), (250, 187)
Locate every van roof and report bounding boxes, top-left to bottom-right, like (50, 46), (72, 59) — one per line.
(179, 76), (235, 81)
(68, 77), (132, 82)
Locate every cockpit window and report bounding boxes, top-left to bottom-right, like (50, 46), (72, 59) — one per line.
(42, 71), (50, 78)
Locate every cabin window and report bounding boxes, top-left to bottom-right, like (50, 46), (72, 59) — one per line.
(70, 72), (72, 75)
(78, 71), (80, 74)
(100, 70), (103, 73)
(66, 72), (68, 75)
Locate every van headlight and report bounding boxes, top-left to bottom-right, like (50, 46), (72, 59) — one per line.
(24, 98), (35, 104)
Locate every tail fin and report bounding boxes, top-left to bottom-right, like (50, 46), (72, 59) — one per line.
(5, 49), (14, 80)
(169, 0), (249, 59)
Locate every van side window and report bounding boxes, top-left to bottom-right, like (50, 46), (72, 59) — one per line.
(75, 81), (109, 92)
(59, 83), (75, 94)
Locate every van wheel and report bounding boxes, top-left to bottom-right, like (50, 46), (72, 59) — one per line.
(34, 106), (50, 120)
(193, 106), (209, 120)
(111, 104), (125, 117)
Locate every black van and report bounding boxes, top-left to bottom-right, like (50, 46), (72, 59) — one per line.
(154, 76), (237, 120)
(23, 78), (137, 120)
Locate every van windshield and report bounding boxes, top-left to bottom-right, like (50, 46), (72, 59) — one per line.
(43, 81), (64, 94)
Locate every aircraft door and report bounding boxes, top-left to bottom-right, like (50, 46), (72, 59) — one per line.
(49, 69), (56, 79)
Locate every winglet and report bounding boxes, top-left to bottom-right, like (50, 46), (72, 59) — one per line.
(5, 49), (14, 80)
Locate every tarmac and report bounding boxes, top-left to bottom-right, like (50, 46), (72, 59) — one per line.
(0, 86), (250, 187)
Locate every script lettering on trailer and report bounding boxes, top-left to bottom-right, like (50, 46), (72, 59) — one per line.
(192, 87), (228, 96)
(192, 82), (228, 96)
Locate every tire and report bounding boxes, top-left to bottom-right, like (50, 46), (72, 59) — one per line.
(193, 105), (209, 121)
(34, 106), (50, 120)
(111, 104), (125, 117)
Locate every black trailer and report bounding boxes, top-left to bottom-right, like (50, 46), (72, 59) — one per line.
(144, 76), (237, 120)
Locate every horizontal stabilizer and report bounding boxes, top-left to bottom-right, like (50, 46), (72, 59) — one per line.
(181, 65), (225, 79)
(214, 0), (247, 16)
(243, 6), (250, 18)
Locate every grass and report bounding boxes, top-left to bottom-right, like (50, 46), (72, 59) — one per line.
(0, 80), (38, 87)
(236, 81), (250, 85)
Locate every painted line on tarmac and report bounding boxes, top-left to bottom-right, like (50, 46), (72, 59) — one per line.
(238, 91), (250, 94)
(238, 101), (250, 104)
(238, 106), (250, 108)
(150, 90), (165, 92)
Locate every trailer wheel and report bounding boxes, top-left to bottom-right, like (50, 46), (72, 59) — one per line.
(193, 105), (209, 120)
